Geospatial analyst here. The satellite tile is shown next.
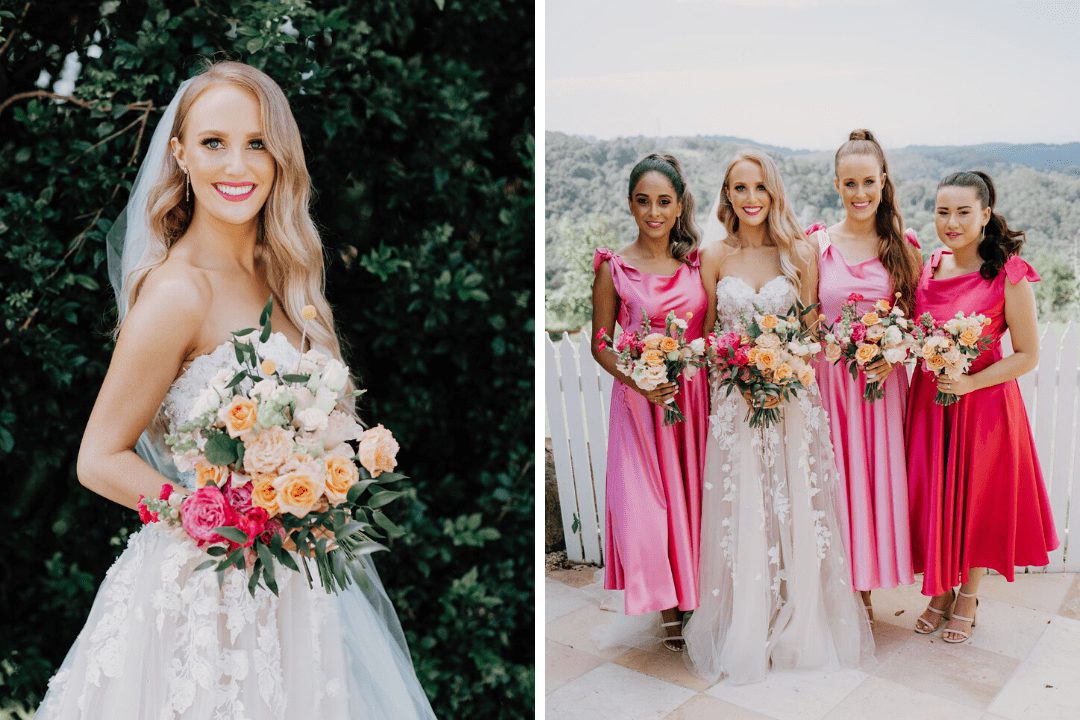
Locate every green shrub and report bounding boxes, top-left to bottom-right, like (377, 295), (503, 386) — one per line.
(0, 1), (534, 717)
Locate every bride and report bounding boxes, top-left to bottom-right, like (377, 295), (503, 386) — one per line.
(683, 150), (873, 684)
(35, 62), (436, 718)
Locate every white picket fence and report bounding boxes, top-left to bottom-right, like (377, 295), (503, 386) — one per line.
(546, 323), (1080, 572)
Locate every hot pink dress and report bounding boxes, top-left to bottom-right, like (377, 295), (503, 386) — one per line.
(906, 250), (1059, 597)
(810, 226), (915, 591)
(594, 248), (708, 615)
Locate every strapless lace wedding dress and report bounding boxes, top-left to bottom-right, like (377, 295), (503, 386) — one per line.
(35, 333), (436, 719)
(683, 276), (874, 685)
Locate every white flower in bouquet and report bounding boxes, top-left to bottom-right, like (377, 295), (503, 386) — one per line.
(295, 406), (330, 434)
(321, 359), (349, 393)
(243, 425), (294, 476)
(314, 386), (337, 414)
(208, 368), (233, 394)
(689, 338), (706, 354)
(189, 386), (224, 421)
(324, 411), (362, 450)
(883, 345), (908, 364)
(250, 378), (277, 401)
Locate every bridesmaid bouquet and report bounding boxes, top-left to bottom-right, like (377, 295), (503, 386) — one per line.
(142, 299), (407, 596)
(914, 310), (993, 406)
(597, 309), (707, 424)
(707, 301), (821, 429)
(822, 292), (920, 402)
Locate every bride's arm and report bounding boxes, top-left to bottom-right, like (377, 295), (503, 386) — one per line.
(76, 267), (208, 510)
(795, 239), (820, 331)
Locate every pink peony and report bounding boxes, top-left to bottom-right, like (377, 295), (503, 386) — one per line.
(180, 486), (236, 545)
(734, 346), (750, 366)
(850, 323), (867, 343)
(223, 478), (254, 515)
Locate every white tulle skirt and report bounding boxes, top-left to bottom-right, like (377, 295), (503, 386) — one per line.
(34, 523), (436, 719)
(683, 387), (875, 685)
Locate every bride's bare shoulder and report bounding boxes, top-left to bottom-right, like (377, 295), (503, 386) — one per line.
(123, 255), (212, 345)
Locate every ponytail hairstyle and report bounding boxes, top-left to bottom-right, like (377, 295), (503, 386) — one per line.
(834, 129), (922, 314)
(937, 171), (1025, 280)
(627, 153), (701, 263)
(718, 149), (804, 291)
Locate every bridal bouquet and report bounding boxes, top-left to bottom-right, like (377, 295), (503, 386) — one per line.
(597, 309), (707, 424)
(140, 299), (407, 596)
(822, 292), (919, 402)
(708, 301), (821, 429)
(914, 310), (993, 406)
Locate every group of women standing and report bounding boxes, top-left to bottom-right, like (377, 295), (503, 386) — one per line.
(589, 130), (1059, 685)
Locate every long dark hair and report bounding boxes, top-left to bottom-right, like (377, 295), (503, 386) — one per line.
(627, 153), (700, 262)
(937, 171), (1025, 280)
(834, 129), (922, 314)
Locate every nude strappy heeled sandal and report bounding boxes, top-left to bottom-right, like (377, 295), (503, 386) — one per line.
(942, 590), (979, 644)
(914, 588), (955, 634)
(661, 620), (685, 653)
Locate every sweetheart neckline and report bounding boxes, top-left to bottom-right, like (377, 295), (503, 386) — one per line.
(716, 274), (791, 295)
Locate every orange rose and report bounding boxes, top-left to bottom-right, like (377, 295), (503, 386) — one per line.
(643, 349), (665, 366)
(218, 396), (257, 438)
(958, 328), (980, 347)
(755, 348), (778, 371)
(773, 363), (794, 382)
(855, 343), (880, 365)
(746, 347), (760, 364)
(324, 455), (360, 504)
(926, 354), (947, 372)
(659, 336), (678, 353)
(358, 424), (400, 478)
(643, 333), (664, 350)
(273, 470), (325, 518)
(759, 314), (779, 330)
(194, 461), (228, 488)
(797, 367), (815, 388)
(874, 299), (891, 313)
(251, 476), (281, 517)
(824, 342), (842, 362)
(860, 311), (881, 326)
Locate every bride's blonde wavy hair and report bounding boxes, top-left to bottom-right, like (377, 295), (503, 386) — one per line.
(121, 61), (344, 362)
(718, 149), (805, 292)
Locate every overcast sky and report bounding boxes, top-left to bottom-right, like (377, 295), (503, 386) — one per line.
(546, 0), (1080, 149)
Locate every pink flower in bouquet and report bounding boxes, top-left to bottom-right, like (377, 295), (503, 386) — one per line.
(358, 424), (399, 477)
(614, 331), (635, 353)
(243, 426), (293, 476)
(733, 346), (751, 366)
(137, 499), (158, 524)
(847, 292), (865, 303)
(181, 486), (237, 545)
(258, 517), (286, 544)
(850, 323), (867, 344)
(223, 478), (254, 514)
(234, 507), (270, 548)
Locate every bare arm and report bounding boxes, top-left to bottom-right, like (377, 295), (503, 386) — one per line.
(76, 268), (209, 509)
(795, 239), (820, 330)
(941, 278), (1039, 396)
(590, 261), (677, 405)
(700, 244), (722, 336)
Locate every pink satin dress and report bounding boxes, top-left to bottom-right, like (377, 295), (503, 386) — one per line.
(906, 251), (1059, 597)
(594, 248), (708, 615)
(810, 226), (915, 592)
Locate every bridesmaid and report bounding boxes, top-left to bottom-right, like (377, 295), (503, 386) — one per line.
(591, 153), (708, 651)
(907, 171), (1058, 643)
(807, 130), (923, 622)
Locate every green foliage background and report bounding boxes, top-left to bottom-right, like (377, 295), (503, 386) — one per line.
(0, 1), (533, 717)
(546, 132), (1079, 331)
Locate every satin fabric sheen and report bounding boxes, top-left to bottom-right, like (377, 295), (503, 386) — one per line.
(594, 248), (708, 615)
(906, 251), (1059, 597)
(812, 228), (914, 591)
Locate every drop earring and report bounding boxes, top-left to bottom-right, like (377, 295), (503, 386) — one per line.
(184, 170), (191, 203)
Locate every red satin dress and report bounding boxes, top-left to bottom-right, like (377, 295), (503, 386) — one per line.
(906, 251), (1059, 597)
(594, 248), (708, 615)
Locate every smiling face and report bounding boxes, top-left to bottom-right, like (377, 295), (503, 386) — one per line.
(835, 153), (883, 222)
(628, 170), (683, 242)
(725, 159), (771, 227)
(935, 185), (992, 252)
(170, 83), (276, 229)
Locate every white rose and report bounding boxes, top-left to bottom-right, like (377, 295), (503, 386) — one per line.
(689, 338), (706, 354)
(883, 325), (903, 347)
(297, 349), (329, 374)
(321, 360), (349, 393)
(672, 318), (688, 330)
(295, 406), (329, 433)
(292, 386), (315, 413)
(250, 378), (277, 400)
(189, 387), (223, 420)
(326, 442), (355, 460)
(883, 346), (908, 364)
(324, 411), (362, 449)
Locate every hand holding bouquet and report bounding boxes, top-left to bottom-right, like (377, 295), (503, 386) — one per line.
(914, 310), (993, 406)
(707, 301), (821, 429)
(144, 298), (408, 596)
(597, 309), (707, 424)
(822, 292), (919, 402)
